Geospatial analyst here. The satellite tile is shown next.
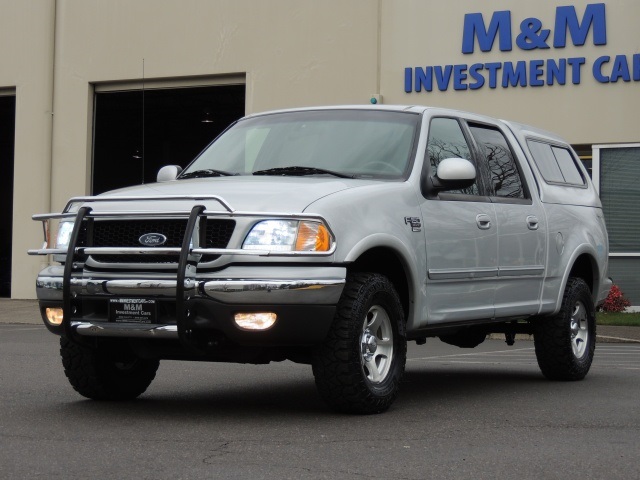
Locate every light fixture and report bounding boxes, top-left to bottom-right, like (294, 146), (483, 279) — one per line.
(132, 148), (142, 159)
(234, 312), (277, 330)
(45, 307), (64, 326)
(201, 110), (214, 123)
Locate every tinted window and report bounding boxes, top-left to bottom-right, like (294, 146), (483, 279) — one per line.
(527, 140), (565, 183)
(552, 146), (585, 185)
(527, 140), (585, 186)
(469, 125), (525, 199)
(427, 118), (479, 195)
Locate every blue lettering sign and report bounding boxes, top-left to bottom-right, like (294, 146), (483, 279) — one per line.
(453, 64), (468, 90)
(567, 57), (585, 84)
(516, 18), (550, 50)
(553, 3), (606, 48)
(546, 59), (566, 85)
(469, 64), (485, 89)
(404, 4), (639, 93)
(610, 54), (631, 82)
(462, 11), (512, 53)
(529, 60), (545, 86)
(593, 56), (610, 83)
(485, 63), (502, 88)
(502, 61), (527, 87)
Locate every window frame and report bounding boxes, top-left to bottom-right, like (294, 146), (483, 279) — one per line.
(526, 137), (588, 189)
(421, 116), (491, 203)
(463, 120), (533, 205)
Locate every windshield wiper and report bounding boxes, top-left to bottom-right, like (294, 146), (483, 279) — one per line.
(252, 166), (355, 179)
(179, 168), (238, 179)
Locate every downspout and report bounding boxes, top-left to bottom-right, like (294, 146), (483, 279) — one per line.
(376, 0), (382, 98)
(40, 0), (58, 269)
(48, 0), (57, 213)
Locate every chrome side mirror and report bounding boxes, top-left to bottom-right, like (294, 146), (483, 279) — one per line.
(156, 165), (183, 182)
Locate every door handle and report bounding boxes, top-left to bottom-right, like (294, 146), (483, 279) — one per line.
(476, 214), (492, 230)
(526, 215), (539, 230)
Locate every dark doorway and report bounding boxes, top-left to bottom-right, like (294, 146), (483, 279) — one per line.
(92, 84), (245, 194)
(0, 95), (16, 297)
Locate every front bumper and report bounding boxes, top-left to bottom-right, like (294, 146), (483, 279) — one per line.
(37, 265), (346, 346)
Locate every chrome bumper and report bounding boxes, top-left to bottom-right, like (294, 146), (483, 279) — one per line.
(36, 265), (346, 305)
(72, 322), (179, 339)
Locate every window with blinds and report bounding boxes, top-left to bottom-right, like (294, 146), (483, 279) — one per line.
(600, 147), (640, 254)
(599, 146), (640, 304)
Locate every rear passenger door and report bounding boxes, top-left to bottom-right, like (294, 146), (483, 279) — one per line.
(466, 122), (547, 317)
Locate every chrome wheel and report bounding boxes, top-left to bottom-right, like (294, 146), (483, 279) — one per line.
(360, 305), (394, 384)
(570, 300), (589, 359)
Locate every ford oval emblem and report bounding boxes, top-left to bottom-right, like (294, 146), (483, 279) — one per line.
(139, 233), (168, 246)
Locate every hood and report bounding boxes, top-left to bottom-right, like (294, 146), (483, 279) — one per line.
(95, 176), (380, 213)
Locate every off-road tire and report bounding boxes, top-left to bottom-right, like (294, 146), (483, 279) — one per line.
(534, 277), (596, 380)
(312, 273), (406, 414)
(60, 337), (159, 400)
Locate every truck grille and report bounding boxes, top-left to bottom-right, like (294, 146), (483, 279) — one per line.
(77, 219), (235, 264)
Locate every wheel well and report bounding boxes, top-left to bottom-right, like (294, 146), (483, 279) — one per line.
(348, 248), (410, 319)
(568, 254), (597, 294)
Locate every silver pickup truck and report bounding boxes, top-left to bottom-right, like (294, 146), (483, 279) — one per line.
(29, 105), (611, 413)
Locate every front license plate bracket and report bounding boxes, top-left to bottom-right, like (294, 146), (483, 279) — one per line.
(109, 298), (157, 324)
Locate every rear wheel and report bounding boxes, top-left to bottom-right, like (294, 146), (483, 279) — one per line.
(534, 277), (596, 380)
(312, 273), (406, 414)
(60, 337), (159, 400)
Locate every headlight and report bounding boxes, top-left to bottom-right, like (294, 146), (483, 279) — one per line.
(55, 221), (75, 249)
(242, 220), (332, 252)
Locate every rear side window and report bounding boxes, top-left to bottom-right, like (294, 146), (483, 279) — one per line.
(527, 140), (585, 186)
(468, 124), (525, 199)
(552, 146), (585, 185)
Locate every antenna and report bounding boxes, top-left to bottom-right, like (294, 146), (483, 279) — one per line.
(141, 58), (145, 184)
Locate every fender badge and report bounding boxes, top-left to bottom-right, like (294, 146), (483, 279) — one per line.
(404, 217), (422, 232)
(139, 233), (168, 246)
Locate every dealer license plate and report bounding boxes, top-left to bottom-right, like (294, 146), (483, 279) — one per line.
(109, 298), (157, 324)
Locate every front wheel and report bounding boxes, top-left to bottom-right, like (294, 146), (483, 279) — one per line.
(60, 337), (159, 400)
(534, 277), (596, 380)
(312, 273), (407, 414)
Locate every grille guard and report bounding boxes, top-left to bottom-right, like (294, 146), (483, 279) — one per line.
(28, 194), (337, 350)
(28, 194), (337, 258)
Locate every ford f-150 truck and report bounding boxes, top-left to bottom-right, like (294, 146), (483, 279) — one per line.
(29, 105), (611, 413)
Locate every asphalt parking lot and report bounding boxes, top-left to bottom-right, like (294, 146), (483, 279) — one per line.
(1, 322), (639, 480)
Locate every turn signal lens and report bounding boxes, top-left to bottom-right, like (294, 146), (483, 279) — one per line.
(45, 307), (64, 326)
(242, 220), (333, 253)
(295, 221), (332, 252)
(234, 312), (277, 330)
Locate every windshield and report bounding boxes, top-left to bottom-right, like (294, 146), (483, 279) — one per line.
(180, 110), (419, 179)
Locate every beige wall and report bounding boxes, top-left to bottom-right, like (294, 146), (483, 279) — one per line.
(3, 0), (639, 298)
(380, 0), (640, 144)
(50, 0), (381, 214)
(0, 1), (56, 299)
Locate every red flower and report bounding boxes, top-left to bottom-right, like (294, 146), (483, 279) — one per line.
(600, 284), (631, 313)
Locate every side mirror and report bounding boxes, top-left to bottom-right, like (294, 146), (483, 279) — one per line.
(432, 158), (476, 191)
(156, 165), (183, 182)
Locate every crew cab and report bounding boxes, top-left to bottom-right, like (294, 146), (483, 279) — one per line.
(29, 106), (611, 413)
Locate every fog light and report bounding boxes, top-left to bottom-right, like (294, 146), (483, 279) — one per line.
(45, 308), (64, 326)
(234, 312), (277, 331)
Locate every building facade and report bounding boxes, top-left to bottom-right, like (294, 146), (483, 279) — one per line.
(0, 0), (638, 303)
